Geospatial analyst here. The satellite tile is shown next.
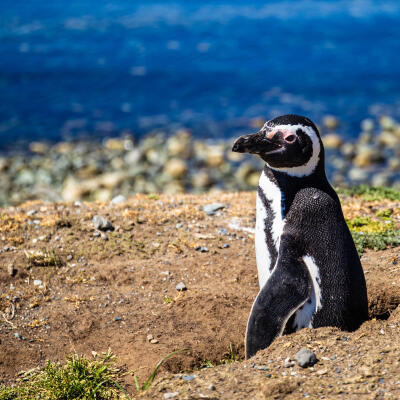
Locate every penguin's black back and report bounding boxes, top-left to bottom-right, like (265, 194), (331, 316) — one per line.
(281, 179), (368, 331)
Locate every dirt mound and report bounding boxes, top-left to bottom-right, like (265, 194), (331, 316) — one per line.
(1, 192), (400, 399)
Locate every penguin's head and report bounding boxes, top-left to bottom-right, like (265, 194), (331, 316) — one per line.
(232, 114), (324, 177)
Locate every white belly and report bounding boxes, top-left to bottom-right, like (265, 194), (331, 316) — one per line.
(255, 171), (285, 288)
(293, 255), (323, 329)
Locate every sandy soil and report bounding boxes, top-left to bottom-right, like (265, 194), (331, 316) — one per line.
(1, 192), (400, 399)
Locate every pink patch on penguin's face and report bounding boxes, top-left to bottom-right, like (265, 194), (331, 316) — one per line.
(267, 129), (297, 143)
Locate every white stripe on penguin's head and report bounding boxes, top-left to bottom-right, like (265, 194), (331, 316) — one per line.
(262, 123), (321, 177)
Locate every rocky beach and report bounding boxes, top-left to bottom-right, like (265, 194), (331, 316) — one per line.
(1, 115), (400, 206)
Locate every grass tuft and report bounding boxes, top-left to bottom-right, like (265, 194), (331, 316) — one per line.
(24, 248), (63, 267)
(220, 343), (241, 365)
(337, 185), (400, 201)
(0, 351), (129, 400)
(351, 230), (400, 255)
(346, 213), (400, 254)
(133, 348), (190, 392)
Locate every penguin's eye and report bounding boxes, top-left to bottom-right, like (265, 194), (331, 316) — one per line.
(284, 134), (296, 143)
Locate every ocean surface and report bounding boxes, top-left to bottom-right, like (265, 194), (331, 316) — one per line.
(1, 1), (400, 149)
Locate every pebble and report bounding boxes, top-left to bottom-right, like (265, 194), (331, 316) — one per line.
(182, 375), (197, 381)
(7, 264), (16, 277)
(361, 118), (374, 132)
(110, 194), (126, 205)
(92, 215), (114, 231)
(208, 384), (216, 391)
(200, 246), (209, 253)
(147, 334), (154, 341)
(100, 232), (108, 241)
(164, 158), (187, 178)
(284, 357), (295, 368)
(295, 348), (317, 368)
(163, 392), (179, 399)
(223, 243), (230, 248)
(114, 316), (121, 321)
(66, 254), (73, 261)
(322, 133), (342, 149)
(202, 203), (226, 215)
(27, 209), (37, 216)
(323, 115), (339, 130)
(176, 282), (187, 291)
(33, 279), (43, 286)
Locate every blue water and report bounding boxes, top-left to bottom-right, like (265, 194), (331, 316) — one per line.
(1, 1), (400, 149)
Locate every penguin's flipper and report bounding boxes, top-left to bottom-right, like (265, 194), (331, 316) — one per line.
(245, 234), (311, 359)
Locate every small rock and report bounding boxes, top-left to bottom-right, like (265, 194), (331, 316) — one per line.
(208, 384), (216, 391)
(176, 282), (187, 291)
(66, 255), (73, 261)
(223, 243), (230, 248)
(202, 203), (226, 215)
(204, 145), (225, 167)
(114, 316), (121, 322)
(322, 115), (339, 130)
(27, 209), (37, 216)
(200, 246), (209, 253)
(93, 231), (100, 237)
(14, 332), (21, 339)
(100, 232), (108, 241)
(33, 279), (43, 286)
(150, 339), (159, 345)
(147, 334), (154, 341)
(164, 392), (179, 399)
(284, 357), (295, 368)
(110, 194), (126, 205)
(380, 115), (396, 131)
(92, 215), (114, 231)
(182, 375), (197, 381)
(164, 158), (187, 179)
(7, 264), (16, 277)
(322, 133), (342, 149)
(295, 348), (317, 368)
(361, 118), (374, 132)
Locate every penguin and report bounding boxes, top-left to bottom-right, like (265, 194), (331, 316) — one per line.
(232, 114), (368, 359)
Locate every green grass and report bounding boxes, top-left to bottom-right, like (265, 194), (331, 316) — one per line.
(198, 344), (241, 370)
(336, 186), (400, 254)
(351, 230), (400, 255)
(219, 344), (241, 365)
(337, 185), (400, 201)
(133, 349), (190, 392)
(0, 351), (129, 400)
(199, 360), (215, 370)
(346, 214), (400, 254)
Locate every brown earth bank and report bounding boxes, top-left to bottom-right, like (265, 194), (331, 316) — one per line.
(0, 192), (400, 399)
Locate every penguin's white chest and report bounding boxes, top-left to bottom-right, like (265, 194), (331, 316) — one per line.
(255, 171), (285, 288)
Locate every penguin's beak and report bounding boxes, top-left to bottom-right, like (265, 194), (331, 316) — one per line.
(232, 131), (280, 154)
